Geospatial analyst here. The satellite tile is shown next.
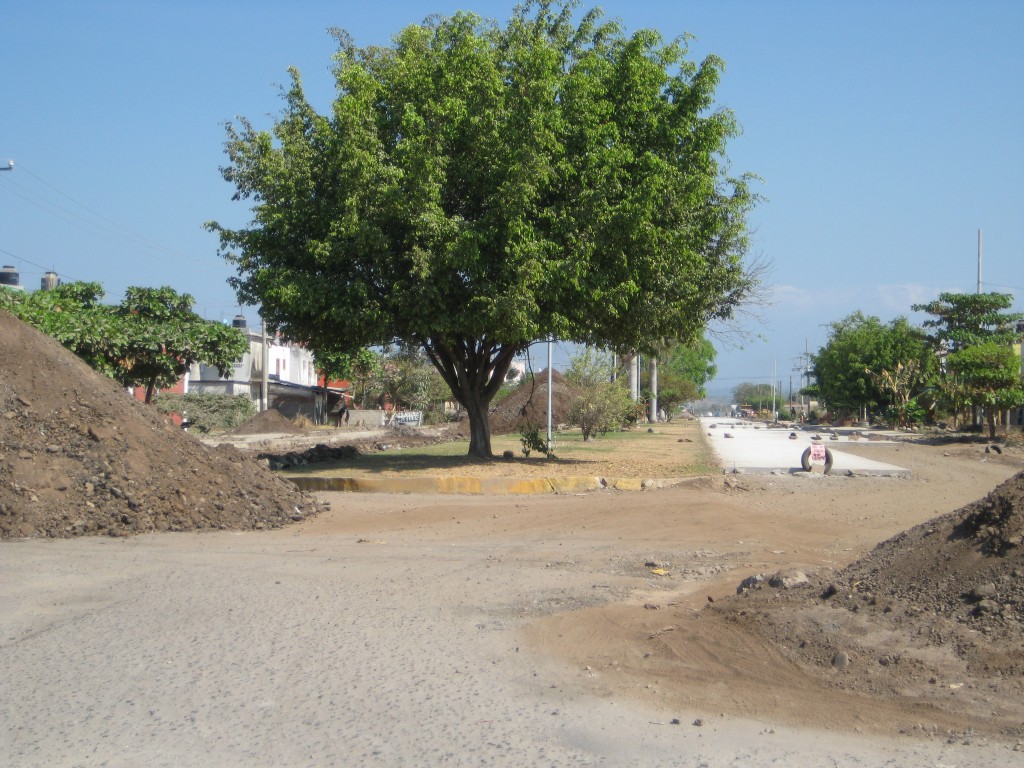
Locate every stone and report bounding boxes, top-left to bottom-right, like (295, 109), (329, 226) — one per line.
(970, 582), (997, 601)
(737, 573), (767, 594)
(832, 650), (850, 671)
(768, 570), (809, 589)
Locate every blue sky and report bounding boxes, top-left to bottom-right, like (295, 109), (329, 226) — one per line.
(2, 1), (1022, 398)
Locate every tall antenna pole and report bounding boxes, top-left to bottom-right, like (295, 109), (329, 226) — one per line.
(977, 228), (983, 293)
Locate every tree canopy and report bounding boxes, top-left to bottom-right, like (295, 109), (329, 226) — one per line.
(208, 0), (759, 456)
(912, 292), (1024, 437)
(807, 312), (935, 421)
(0, 282), (247, 403)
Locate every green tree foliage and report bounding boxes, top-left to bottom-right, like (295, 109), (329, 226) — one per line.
(808, 312), (935, 422)
(0, 283), (248, 403)
(153, 392), (256, 433)
(565, 348), (634, 440)
(944, 343), (1024, 438)
(732, 382), (775, 411)
(652, 336), (717, 419)
(913, 292), (1024, 349)
(912, 292), (1024, 437)
(375, 346), (452, 417)
(114, 287), (249, 403)
(207, 0), (759, 457)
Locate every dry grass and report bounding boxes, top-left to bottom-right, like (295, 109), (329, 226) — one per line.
(295, 419), (714, 480)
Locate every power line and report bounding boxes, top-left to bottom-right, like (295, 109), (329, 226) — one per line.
(0, 163), (221, 269)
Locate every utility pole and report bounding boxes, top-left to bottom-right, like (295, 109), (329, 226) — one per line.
(261, 319), (269, 412)
(977, 228), (983, 293)
(648, 356), (658, 422)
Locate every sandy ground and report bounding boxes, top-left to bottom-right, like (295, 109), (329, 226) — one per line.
(2, 428), (1024, 766)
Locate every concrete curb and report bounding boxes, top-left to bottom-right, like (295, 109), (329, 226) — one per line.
(286, 475), (696, 495)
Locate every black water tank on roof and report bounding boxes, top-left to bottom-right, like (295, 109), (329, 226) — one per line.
(231, 314), (247, 329)
(0, 265), (19, 287)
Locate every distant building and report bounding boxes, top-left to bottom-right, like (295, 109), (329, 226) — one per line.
(184, 316), (348, 423)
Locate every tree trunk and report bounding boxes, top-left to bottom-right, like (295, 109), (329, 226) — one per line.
(421, 337), (520, 459)
(144, 377), (157, 404)
(462, 387), (493, 458)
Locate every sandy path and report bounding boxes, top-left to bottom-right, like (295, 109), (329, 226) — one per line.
(2, 441), (1023, 766)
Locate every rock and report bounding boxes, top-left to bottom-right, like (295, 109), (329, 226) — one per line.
(768, 570), (809, 589)
(832, 650), (850, 671)
(974, 599), (999, 615)
(737, 573), (767, 593)
(970, 582), (997, 601)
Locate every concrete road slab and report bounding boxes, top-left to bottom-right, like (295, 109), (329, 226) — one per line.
(701, 418), (911, 477)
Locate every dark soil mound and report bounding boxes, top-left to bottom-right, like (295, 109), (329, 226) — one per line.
(0, 309), (324, 538)
(835, 470), (1024, 629)
(229, 407), (306, 435)
(486, 369), (578, 436)
(711, 471), (1024, 734)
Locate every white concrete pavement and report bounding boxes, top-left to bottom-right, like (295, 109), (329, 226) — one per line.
(700, 418), (911, 477)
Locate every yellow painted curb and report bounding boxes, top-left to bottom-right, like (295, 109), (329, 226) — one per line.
(285, 474), (694, 495)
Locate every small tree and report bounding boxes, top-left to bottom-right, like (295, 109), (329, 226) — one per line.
(945, 343), (1024, 439)
(652, 336), (717, 419)
(732, 382), (775, 412)
(866, 361), (929, 429)
(913, 292), (1024, 433)
(113, 287), (249, 403)
(565, 349), (633, 440)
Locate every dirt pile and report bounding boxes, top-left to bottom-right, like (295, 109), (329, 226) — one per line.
(487, 369), (577, 435)
(0, 309), (325, 538)
(713, 470), (1024, 735)
(229, 407), (306, 435)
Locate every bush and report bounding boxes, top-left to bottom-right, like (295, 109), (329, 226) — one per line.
(154, 392), (256, 433)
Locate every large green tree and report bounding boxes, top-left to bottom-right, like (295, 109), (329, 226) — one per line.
(0, 282), (247, 403)
(807, 312), (934, 422)
(208, 1), (759, 457)
(912, 292), (1024, 436)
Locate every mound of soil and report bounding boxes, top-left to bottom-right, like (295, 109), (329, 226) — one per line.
(229, 407), (306, 436)
(0, 310), (324, 538)
(487, 369), (577, 436)
(714, 470), (1024, 734)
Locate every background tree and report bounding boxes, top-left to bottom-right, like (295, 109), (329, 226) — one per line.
(732, 382), (775, 412)
(373, 345), (452, 419)
(945, 343), (1024, 438)
(1, 282), (247, 403)
(808, 312), (934, 423)
(113, 287), (249, 403)
(565, 348), (633, 440)
(207, 0), (759, 457)
(912, 292), (1024, 433)
(649, 336), (717, 419)
(913, 292), (1024, 349)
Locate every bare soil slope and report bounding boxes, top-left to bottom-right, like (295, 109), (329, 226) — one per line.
(0, 309), (324, 538)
